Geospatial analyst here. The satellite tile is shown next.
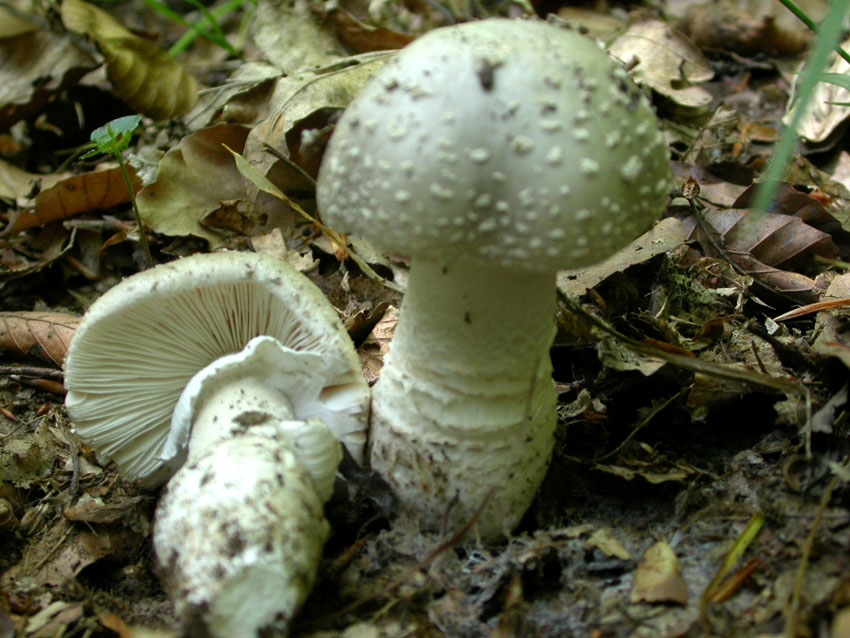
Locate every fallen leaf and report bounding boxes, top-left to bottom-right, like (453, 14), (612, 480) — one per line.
(24, 601), (84, 637)
(609, 20), (714, 110)
(61, 0), (197, 119)
(252, 0), (344, 73)
(558, 217), (685, 297)
(0, 30), (97, 129)
(326, 8), (414, 53)
(587, 528), (631, 560)
(671, 0), (820, 56)
(631, 541), (688, 604)
(0, 312), (80, 367)
(136, 123), (250, 246)
(2, 517), (145, 588)
(784, 38), (850, 143)
(8, 165), (139, 233)
(358, 305), (398, 383)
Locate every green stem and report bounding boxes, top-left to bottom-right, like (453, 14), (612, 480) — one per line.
(113, 152), (153, 268)
(775, 0), (850, 65)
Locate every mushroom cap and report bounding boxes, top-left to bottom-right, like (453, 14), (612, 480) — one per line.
(64, 251), (368, 487)
(318, 18), (671, 272)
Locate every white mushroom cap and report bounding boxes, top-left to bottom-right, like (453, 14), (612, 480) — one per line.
(64, 251), (369, 487)
(318, 18), (670, 271)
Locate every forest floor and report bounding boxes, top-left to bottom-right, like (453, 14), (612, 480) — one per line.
(2, 0), (850, 636)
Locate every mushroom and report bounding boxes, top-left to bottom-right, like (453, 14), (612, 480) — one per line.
(63, 251), (369, 637)
(317, 18), (670, 540)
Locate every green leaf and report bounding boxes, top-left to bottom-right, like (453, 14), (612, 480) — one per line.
(85, 114), (142, 157)
(820, 72), (850, 91)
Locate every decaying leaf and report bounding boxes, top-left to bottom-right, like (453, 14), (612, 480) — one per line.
(0, 312), (79, 367)
(558, 217), (685, 297)
(587, 528), (631, 560)
(0, 159), (69, 207)
(785, 38), (850, 143)
(631, 541), (689, 605)
(20, 601), (84, 637)
(8, 165), (139, 233)
(813, 274), (850, 369)
(252, 0), (344, 73)
(608, 20), (714, 110)
(684, 190), (841, 304)
(99, 37), (199, 120)
(61, 0), (197, 119)
(136, 124), (250, 246)
(358, 304), (398, 383)
(0, 30), (97, 129)
(670, 0), (821, 56)
(325, 8), (414, 53)
(2, 517), (145, 588)
(242, 51), (390, 196)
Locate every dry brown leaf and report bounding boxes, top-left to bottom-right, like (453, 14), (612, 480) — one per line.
(671, 0), (820, 56)
(586, 528), (631, 560)
(326, 8), (414, 53)
(698, 208), (837, 269)
(813, 275), (850, 369)
(0, 312), (80, 367)
(2, 517), (145, 587)
(558, 217), (685, 298)
(608, 20), (713, 110)
(61, 0), (198, 119)
(358, 304), (398, 384)
(61, 0), (133, 39)
(0, 30), (97, 129)
(785, 38), (850, 143)
(136, 123), (250, 246)
(8, 165), (139, 233)
(684, 193), (840, 303)
(631, 541), (689, 604)
(100, 36), (198, 120)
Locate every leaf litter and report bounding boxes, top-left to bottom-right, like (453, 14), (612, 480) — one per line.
(2, 0), (850, 636)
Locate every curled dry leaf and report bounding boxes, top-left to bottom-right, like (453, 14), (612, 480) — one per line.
(608, 20), (714, 110)
(631, 541), (689, 604)
(61, 0), (197, 119)
(0, 312), (80, 367)
(99, 37), (198, 120)
(8, 165), (139, 233)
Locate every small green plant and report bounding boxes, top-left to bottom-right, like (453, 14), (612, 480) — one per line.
(81, 115), (153, 267)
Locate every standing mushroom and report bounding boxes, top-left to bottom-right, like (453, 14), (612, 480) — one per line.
(63, 251), (369, 637)
(317, 18), (670, 540)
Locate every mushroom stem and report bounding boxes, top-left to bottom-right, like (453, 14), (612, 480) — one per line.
(370, 257), (558, 540)
(154, 421), (339, 638)
(187, 375), (294, 460)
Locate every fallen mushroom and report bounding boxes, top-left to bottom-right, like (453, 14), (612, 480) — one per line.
(64, 251), (369, 637)
(317, 18), (671, 540)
